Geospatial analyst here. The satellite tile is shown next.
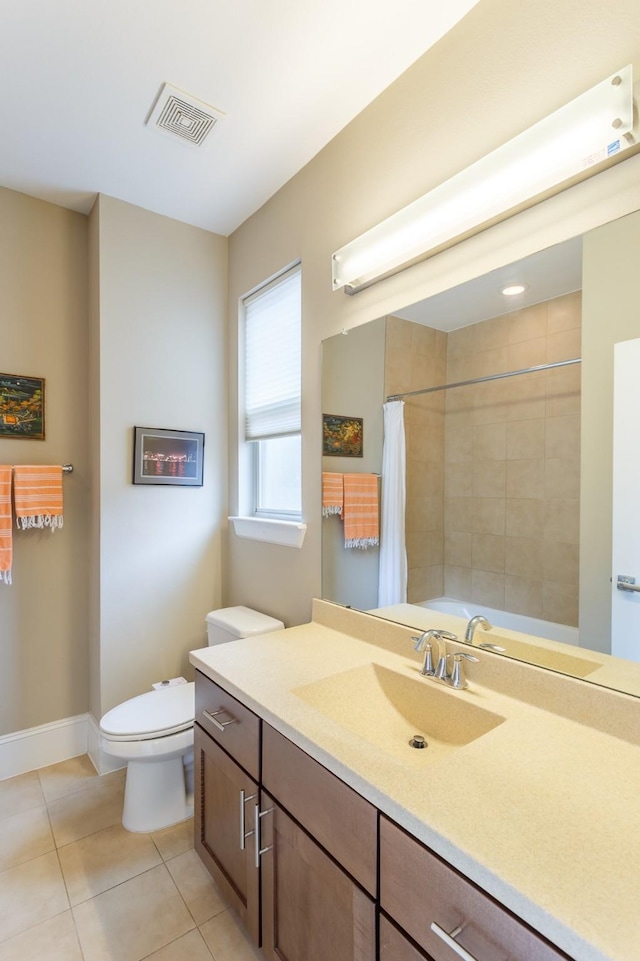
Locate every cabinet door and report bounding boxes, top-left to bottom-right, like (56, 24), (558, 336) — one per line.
(380, 817), (570, 961)
(194, 724), (260, 944)
(380, 915), (431, 961)
(260, 791), (376, 961)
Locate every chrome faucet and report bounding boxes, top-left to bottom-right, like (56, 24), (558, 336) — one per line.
(411, 629), (457, 678)
(463, 614), (506, 652)
(464, 614), (492, 643)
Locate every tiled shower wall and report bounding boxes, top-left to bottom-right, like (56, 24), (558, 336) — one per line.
(385, 291), (581, 626)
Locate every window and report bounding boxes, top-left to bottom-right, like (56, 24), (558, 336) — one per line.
(242, 265), (301, 518)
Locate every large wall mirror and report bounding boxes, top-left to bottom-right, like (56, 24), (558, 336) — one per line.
(322, 207), (640, 699)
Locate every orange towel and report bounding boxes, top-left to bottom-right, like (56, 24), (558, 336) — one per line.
(343, 473), (379, 549)
(322, 472), (344, 517)
(13, 465), (64, 531)
(0, 466), (12, 584)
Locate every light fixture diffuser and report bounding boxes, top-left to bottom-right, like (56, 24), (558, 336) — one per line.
(332, 66), (636, 293)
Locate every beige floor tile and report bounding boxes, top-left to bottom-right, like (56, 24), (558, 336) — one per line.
(141, 928), (214, 960)
(47, 772), (125, 847)
(0, 910), (83, 961)
(0, 771), (45, 820)
(58, 822), (162, 905)
(0, 851), (69, 942)
(38, 755), (101, 803)
(0, 805), (55, 871)
(166, 849), (226, 925)
(151, 817), (194, 861)
(200, 909), (262, 961)
(72, 864), (194, 961)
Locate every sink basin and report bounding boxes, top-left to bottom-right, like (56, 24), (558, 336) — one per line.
(488, 636), (600, 678)
(291, 663), (505, 763)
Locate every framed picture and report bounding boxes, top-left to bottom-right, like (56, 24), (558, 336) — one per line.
(322, 414), (363, 457)
(132, 426), (204, 486)
(0, 373), (45, 439)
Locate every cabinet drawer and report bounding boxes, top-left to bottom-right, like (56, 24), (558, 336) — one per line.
(195, 670), (260, 780)
(380, 817), (570, 961)
(262, 724), (377, 895)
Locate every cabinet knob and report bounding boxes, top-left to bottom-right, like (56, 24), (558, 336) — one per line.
(431, 922), (480, 961)
(202, 708), (238, 732)
(239, 789), (257, 850)
(254, 804), (274, 868)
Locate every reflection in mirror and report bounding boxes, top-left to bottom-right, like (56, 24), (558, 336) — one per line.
(321, 227), (640, 698)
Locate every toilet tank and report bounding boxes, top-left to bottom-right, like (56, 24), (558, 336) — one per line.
(205, 606), (285, 645)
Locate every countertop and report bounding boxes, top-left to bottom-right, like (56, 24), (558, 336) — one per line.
(189, 600), (640, 961)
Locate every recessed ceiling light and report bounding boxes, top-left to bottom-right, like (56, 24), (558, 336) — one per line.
(502, 283), (528, 296)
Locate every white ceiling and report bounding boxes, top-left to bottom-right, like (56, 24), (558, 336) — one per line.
(394, 235), (584, 331)
(0, 0), (480, 236)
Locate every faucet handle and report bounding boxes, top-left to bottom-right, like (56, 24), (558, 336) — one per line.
(447, 651), (480, 689)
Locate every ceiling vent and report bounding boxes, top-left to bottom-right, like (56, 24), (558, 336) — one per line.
(147, 83), (225, 147)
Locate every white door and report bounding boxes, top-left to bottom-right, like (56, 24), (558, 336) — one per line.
(611, 337), (640, 662)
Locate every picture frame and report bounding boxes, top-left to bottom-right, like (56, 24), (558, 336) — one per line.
(322, 414), (363, 457)
(132, 426), (204, 486)
(0, 373), (45, 440)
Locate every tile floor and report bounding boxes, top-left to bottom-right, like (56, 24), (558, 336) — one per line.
(0, 755), (262, 961)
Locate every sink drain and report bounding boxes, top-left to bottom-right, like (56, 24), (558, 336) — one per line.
(409, 734), (427, 749)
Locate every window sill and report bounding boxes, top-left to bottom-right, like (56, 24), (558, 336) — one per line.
(228, 516), (307, 549)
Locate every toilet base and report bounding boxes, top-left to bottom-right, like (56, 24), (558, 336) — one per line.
(122, 755), (193, 833)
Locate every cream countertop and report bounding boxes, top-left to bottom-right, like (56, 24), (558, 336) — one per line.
(189, 600), (640, 961)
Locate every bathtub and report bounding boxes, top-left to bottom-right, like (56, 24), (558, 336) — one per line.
(417, 596), (579, 647)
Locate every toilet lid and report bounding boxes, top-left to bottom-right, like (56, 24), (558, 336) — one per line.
(100, 682), (195, 740)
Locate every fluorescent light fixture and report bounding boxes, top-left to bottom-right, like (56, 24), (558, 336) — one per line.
(502, 284), (527, 296)
(332, 66), (636, 293)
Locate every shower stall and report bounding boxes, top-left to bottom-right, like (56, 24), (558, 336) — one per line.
(384, 291), (582, 632)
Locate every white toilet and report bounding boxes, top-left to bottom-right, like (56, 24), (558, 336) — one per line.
(99, 606), (284, 833)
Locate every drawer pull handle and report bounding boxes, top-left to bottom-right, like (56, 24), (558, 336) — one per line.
(254, 804), (274, 868)
(239, 789), (257, 850)
(202, 708), (238, 732)
(431, 922), (479, 961)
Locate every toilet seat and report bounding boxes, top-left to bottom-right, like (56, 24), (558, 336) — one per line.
(100, 681), (195, 742)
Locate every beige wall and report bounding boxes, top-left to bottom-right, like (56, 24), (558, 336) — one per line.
(580, 208), (640, 652)
(321, 317), (385, 609)
(89, 196), (228, 717)
(226, 0), (640, 628)
(0, 188), (89, 735)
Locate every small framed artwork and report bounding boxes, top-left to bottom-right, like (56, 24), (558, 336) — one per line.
(322, 414), (363, 457)
(132, 427), (205, 486)
(0, 373), (45, 439)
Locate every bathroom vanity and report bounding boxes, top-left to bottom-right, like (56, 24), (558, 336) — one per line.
(189, 600), (640, 961)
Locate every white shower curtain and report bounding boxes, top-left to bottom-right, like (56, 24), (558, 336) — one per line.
(377, 400), (407, 607)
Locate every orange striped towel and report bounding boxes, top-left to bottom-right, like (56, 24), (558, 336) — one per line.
(343, 473), (379, 549)
(0, 466), (12, 584)
(322, 472), (344, 517)
(13, 465), (64, 531)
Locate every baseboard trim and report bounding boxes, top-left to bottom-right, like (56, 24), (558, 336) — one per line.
(87, 713), (126, 776)
(0, 713), (89, 781)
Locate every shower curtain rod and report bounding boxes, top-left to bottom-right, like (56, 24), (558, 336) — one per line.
(386, 357), (581, 403)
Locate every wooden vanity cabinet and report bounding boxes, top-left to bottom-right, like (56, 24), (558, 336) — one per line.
(194, 670), (570, 961)
(194, 672), (261, 944)
(380, 816), (571, 961)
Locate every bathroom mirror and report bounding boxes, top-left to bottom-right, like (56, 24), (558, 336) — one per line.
(321, 210), (640, 699)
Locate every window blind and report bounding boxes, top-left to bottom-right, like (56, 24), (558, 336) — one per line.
(244, 267), (301, 441)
